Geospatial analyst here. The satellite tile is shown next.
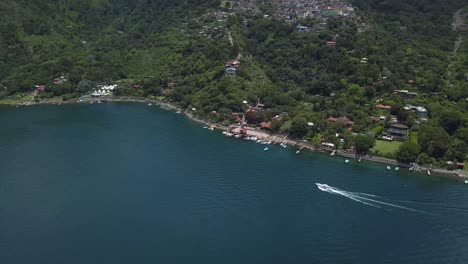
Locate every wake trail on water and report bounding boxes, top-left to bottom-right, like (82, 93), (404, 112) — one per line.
(316, 183), (427, 214)
(316, 183), (468, 238)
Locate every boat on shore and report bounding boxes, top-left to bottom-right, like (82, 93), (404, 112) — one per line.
(330, 150), (336, 156)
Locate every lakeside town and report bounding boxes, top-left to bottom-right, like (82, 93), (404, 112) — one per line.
(4, 82), (467, 181)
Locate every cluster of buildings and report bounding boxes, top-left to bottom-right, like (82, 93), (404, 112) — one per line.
(274, 0), (356, 23)
(91, 84), (116, 97)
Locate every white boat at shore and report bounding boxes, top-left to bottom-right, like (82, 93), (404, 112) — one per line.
(234, 135), (241, 139)
(345, 159), (350, 163)
(387, 166), (391, 170)
(395, 167), (400, 171)
(296, 150), (300, 154)
(264, 147), (269, 151)
(464, 180), (468, 184)
(330, 150), (336, 156)
(427, 169), (431, 176)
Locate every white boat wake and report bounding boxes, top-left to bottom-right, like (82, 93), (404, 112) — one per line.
(315, 183), (427, 214)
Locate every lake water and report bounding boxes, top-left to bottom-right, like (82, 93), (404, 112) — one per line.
(1, 103), (467, 264)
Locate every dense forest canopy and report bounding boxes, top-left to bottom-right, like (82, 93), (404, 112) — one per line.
(0, 0), (467, 167)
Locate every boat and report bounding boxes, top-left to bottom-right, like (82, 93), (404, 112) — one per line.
(409, 166), (414, 172)
(330, 150), (336, 156)
(464, 180), (468, 184)
(395, 167), (400, 171)
(296, 150), (300, 154)
(427, 169), (431, 176)
(315, 183), (332, 192)
(345, 159), (350, 163)
(176, 110), (182, 114)
(265, 141), (272, 145)
(208, 127), (214, 131)
(264, 147), (269, 151)
(148, 103), (152, 106)
(234, 134), (241, 139)
(358, 156), (362, 163)
(386, 166), (391, 170)
(203, 126), (208, 129)
(97, 100), (101, 104)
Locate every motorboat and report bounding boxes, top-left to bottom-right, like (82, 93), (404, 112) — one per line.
(315, 183), (332, 192)
(386, 166), (391, 170)
(345, 159), (350, 163)
(264, 147), (269, 151)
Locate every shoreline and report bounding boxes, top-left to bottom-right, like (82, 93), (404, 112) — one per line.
(3, 95), (467, 181)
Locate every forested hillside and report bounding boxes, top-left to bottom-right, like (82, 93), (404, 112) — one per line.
(0, 0), (467, 167)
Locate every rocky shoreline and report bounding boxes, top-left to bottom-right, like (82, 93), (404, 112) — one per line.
(4, 95), (468, 181)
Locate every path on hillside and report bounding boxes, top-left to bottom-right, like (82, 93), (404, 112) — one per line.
(446, 8), (465, 88)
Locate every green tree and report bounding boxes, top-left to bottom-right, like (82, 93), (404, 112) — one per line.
(418, 125), (450, 158)
(290, 116), (308, 138)
(354, 135), (375, 153)
(439, 110), (462, 134)
(396, 142), (421, 163)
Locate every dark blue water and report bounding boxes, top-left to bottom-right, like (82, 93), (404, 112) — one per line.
(1, 103), (467, 264)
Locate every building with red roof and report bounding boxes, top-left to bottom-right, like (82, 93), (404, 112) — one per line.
(376, 104), (392, 109)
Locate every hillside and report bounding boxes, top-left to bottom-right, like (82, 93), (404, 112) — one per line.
(0, 0), (467, 168)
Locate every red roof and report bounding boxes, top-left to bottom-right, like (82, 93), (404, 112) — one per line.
(326, 41), (337, 46)
(376, 104), (392, 109)
(37, 85), (45, 91)
(161, 89), (168, 95)
(132, 84), (142, 89)
(260, 122), (272, 129)
(328, 117), (354, 126)
(168, 82), (176, 87)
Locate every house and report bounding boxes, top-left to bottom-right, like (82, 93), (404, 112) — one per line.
(53, 76), (68, 85)
(404, 105), (428, 119)
(328, 117), (354, 126)
(225, 60), (241, 68)
(260, 122), (272, 130)
(375, 104), (391, 110)
(387, 123), (409, 140)
(394, 89), (418, 97)
(37, 85), (45, 92)
(296, 25), (308, 32)
(225, 67), (237, 76)
(168, 82), (176, 87)
(326, 41), (337, 47)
